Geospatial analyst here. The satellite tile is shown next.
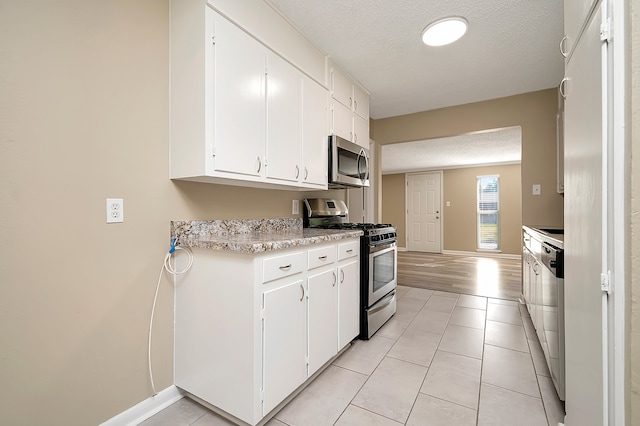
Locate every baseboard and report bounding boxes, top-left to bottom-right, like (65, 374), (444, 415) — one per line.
(100, 385), (184, 426)
(397, 246), (408, 252)
(442, 250), (521, 260)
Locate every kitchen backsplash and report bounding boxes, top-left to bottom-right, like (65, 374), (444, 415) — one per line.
(171, 218), (303, 240)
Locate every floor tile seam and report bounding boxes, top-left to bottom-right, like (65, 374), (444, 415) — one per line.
(345, 401), (406, 425)
(330, 363), (371, 380)
(485, 316), (525, 327)
(435, 347), (483, 361)
(416, 389), (480, 413)
(484, 342), (531, 354)
(480, 379), (544, 400)
(532, 372), (556, 425)
(453, 304), (488, 313)
(186, 411), (209, 426)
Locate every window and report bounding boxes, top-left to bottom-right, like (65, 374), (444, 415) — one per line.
(477, 175), (499, 250)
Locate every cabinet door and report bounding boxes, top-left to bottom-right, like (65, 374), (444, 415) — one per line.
(210, 11), (266, 176)
(266, 53), (302, 182)
(301, 76), (328, 187)
(307, 269), (338, 375)
(352, 85), (369, 120)
(330, 65), (352, 109)
(331, 101), (353, 142)
(263, 280), (307, 414)
(564, 0), (599, 57)
(338, 260), (360, 350)
(353, 114), (369, 148)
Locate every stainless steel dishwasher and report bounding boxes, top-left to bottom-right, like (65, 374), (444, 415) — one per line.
(540, 241), (565, 401)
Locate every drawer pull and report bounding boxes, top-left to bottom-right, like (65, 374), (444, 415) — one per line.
(346, 249), (353, 253)
(279, 264), (292, 271)
(318, 255), (328, 260)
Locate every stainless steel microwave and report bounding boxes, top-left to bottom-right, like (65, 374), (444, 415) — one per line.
(328, 135), (370, 189)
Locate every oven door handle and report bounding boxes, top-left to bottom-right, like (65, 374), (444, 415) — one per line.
(369, 291), (396, 314)
(369, 242), (397, 254)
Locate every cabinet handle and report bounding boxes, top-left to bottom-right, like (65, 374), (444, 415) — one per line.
(304, 167), (308, 180)
(300, 284), (305, 301)
(333, 271), (337, 287)
(256, 156), (262, 173)
(279, 264), (292, 271)
(346, 249), (353, 253)
(559, 35), (568, 58)
(559, 77), (568, 99)
(349, 96), (353, 109)
(354, 133), (357, 143)
(340, 269), (345, 283)
(354, 99), (358, 111)
(318, 255), (327, 261)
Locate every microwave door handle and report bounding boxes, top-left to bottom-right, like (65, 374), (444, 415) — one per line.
(357, 148), (368, 181)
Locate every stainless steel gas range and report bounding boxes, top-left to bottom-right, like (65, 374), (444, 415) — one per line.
(304, 198), (397, 339)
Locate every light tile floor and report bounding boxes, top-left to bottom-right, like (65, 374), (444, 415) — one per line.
(140, 286), (565, 426)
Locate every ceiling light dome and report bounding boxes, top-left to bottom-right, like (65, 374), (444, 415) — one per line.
(422, 17), (468, 47)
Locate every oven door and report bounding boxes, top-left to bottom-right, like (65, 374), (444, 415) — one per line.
(367, 242), (397, 306)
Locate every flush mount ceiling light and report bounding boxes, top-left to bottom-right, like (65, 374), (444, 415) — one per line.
(422, 17), (468, 46)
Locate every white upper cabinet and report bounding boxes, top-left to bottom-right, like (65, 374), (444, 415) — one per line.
(329, 61), (370, 148)
(265, 52), (302, 183)
(352, 84), (370, 120)
(301, 76), (329, 187)
(209, 12), (267, 177)
(330, 65), (353, 109)
(563, 0), (600, 59)
(170, 3), (328, 190)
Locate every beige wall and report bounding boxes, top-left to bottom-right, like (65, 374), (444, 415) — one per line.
(382, 165), (522, 255)
(381, 174), (406, 243)
(372, 89), (563, 229)
(632, 0), (640, 424)
(0, 1), (343, 424)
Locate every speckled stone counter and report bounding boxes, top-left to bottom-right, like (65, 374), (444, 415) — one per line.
(171, 218), (362, 254)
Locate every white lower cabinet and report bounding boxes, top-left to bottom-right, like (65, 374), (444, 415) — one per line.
(307, 269), (338, 375)
(338, 259), (360, 349)
(263, 279), (307, 414)
(175, 238), (360, 426)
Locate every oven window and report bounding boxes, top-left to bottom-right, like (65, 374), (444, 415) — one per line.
(338, 148), (366, 180)
(373, 250), (395, 292)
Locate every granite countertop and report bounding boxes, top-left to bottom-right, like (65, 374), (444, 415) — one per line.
(171, 218), (362, 254)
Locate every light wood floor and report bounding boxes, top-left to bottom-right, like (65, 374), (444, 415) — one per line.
(397, 251), (523, 301)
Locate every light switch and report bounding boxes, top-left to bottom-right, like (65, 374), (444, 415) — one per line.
(446, 201), (451, 207)
(532, 184), (541, 196)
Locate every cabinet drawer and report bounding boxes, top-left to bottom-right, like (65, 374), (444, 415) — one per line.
(308, 245), (336, 270)
(338, 240), (359, 260)
(263, 252), (305, 283)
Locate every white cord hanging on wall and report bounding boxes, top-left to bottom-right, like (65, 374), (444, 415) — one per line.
(148, 238), (193, 396)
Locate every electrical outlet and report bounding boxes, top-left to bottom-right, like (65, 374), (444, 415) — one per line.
(106, 198), (124, 223)
(532, 184), (541, 196)
(292, 200), (299, 215)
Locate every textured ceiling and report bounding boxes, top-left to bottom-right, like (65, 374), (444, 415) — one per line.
(266, 0), (564, 119)
(381, 127), (522, 174)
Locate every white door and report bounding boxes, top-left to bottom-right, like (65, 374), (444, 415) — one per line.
(563, 4), (606, 424)
(406, 172), (442, 252)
